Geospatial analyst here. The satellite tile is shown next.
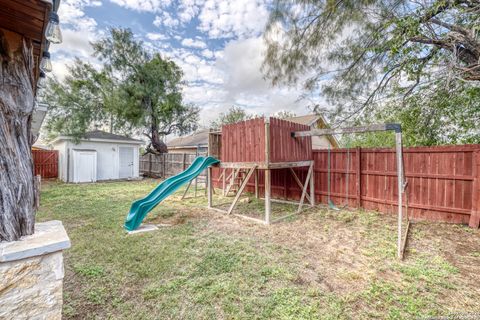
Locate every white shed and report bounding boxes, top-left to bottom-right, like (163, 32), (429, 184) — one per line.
(51, 130), (144, 183)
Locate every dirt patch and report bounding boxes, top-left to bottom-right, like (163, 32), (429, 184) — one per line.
(152, 198), (480, 313)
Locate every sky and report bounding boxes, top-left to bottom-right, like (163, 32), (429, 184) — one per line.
(51, 0), (323, 128)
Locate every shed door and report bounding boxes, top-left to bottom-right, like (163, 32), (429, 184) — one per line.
(119, 146), (134, 179)
(73, 151), (97, 183)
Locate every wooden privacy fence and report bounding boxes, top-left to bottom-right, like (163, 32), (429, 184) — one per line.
(140, 153), (206, 178)
(32, 150), (58, 179)
(212, 144), (480, 227)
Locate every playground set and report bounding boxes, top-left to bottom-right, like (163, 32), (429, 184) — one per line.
(124, 117), (409, 259)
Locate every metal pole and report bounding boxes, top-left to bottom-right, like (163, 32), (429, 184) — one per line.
(207, 166), (212, 208)
(395, 132), (404, 259)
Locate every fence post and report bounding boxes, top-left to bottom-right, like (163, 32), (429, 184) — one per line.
(356, 147), (362, 208)
(469, 150), (480, 228)
(148, 154), (152, 177)
(162, 153), (166, 178)
(183, 153), (187, 170)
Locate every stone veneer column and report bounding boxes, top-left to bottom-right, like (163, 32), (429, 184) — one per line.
(0, 220), (71, 320)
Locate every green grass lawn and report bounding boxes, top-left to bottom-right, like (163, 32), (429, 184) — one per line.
(37, 180), (480, 319)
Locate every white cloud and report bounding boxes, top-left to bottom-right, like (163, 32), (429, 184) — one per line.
(153, 11), (179, 28)
(146, 32), (169, 41)
(197, 0), (269, 39)
(58, 0), (101, 31)
(181, 38), (207, 49)
(168, 36), (318, 126)
(201, 49), (214, 58)
(51, 0), (103, 79)
(177, 0), (205, 23)
(109, 0), (171, 12)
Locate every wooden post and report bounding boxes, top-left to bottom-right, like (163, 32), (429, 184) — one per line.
(469, 151), (480, 228)
(356, 147), (362, 208)
(182, 153), (187, 170)
(265, 118), (271, 224)
(395, 132), (404, 259)
(222, 168), (226, 196)
(148, 153), (152, 177)
(227, 167), (256, 214)
(207, 166), (213, 208)
(254, 169), (259, 198)
(289, 168), (312, 204)
(310, 164), (315, 207)
(297, 164), (313, 213)
(265, 169), (271, 224)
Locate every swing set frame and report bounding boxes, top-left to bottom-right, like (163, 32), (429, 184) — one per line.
(292, 123), (409, 259)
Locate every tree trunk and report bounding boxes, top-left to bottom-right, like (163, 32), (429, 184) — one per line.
(151, 129), (168, 154)
(0, 29), (37, 241)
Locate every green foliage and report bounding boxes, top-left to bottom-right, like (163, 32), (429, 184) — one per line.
(264, 0), (480, 145)
(210, 106), (257, 128)
(273, 110), (297, 119)
(343, 81), (480, 147)
(44, 28), (199, 152)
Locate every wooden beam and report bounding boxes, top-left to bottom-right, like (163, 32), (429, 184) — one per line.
(225, 168), (240, 196)
(297, 164), (313, 214)
(310, 165), (315, 207)
(219, 160), (313, 169)
(227, 166), (256, 215)
(254, 168), (259, 198)
(268, 161), (313, 169)
(265, 169), (271, 224)
(469, 150), (480, 228)
(292, 123), (401, 137)
(289, 168), (312, 204)
(222, 168), (226, 196)
(233, 213), (267, 224)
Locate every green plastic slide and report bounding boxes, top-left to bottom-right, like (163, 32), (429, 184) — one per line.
(124, 156), (220, 231)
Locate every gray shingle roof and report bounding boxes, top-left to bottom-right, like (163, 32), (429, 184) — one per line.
(167, 129), (209, 148)
(83, 130), (143, 142)
(284, 114), (321, 126)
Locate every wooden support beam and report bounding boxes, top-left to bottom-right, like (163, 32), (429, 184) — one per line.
(265, 169), (271, 224)
(469, 151), (480, 228)
(254, 169), (259, 198)
(227, 166), (256, 215)
(292, 123), (402, 137)
(222, 168), (226, 196)
(233, 213), (267, 224)
(310, 165), (315, 207)
(289, 168), (312, 204)
(225, 168), (240, 196)
(297, 164), (313, 214)
(219, 160), (313, 169)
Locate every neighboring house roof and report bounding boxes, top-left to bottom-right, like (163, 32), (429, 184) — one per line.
(32, 144), (50, 150)
(285, 114), (340, 148)
(167, 129), (209, 149)
(51, 130), (144, 145)
(284, 114), (321, 127)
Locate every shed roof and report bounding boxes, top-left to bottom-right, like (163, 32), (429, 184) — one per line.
(167, 129), (209, 149)
(52, 130), (144, 144)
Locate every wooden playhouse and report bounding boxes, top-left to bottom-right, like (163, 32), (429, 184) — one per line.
(207, 117), (315, 224)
